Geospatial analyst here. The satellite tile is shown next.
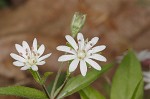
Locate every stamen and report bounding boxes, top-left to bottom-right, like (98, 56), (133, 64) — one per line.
(19, 52), (23, 56)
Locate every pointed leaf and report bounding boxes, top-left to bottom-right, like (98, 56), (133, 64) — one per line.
(79, 86), (105, 99)
(57, 64), (113, 98)
(110, 50), (143, 99)
(0, 86), (48, 99)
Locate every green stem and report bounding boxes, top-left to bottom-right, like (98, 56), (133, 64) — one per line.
(50, 62), (64, 99)
(36, 72), (51, 99)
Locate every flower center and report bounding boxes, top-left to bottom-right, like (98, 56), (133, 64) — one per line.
(77, 50), (86, 59)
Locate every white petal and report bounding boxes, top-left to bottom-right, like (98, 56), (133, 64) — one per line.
(58, 55), (76, 62)
(85, 58), (101, 70)
(15, 44), (27, 58)
(90, 45), (106, 53)
(56, 45), (76, 54)
(10, 53), (26, 62)
(144, 77), (150, 83)
(89, 54), (107, 62)
(65, 35), (78, 51)
(37, 61), (46, 65)
(38, 53), (51, 62)
(85, 37), (99, 51)
(80, 60), (87, 76)
(33, 38), (37, 51)
(22, 41), (31, 53)
(13, 61), (24, 67)
(77, 33), (85, 50)
(144, 83), (150, 90)
(69, 59), (79, 72)
(143, 71), (150, 78)
(37, 44), (45, 56)
(21, 66), (30, 70)
(31, 65), (38, 71)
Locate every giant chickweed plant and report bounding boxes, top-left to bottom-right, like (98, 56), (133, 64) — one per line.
(0, 12), (145, 99)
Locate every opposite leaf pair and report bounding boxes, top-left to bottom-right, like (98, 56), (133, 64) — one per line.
(10, 33), (107, 76)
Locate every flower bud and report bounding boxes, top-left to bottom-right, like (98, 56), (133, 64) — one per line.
(71, 12), (86, 37)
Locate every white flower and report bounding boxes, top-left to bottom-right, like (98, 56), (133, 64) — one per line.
(57, 33), (107, 76)
(143, 71), (150, 90)
(10, 38), (51, 71)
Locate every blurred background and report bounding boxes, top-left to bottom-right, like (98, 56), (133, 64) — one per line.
(0, 0), (150, 99)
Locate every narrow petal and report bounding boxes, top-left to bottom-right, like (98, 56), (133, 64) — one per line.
(37, 61), (46, 65)
(143, 71), (150, 78)
(21, 66), (30, 70)
(37, 44), (45, 56)
(15, 44), (27, 58)
(89, 54), (107, 62)
(85, 37), (99, 51)
(31, 65), (38, 71)
(38, 53), (51, 62)
(58, 55), (76, 62)
(69, 59), (79, 72)
(13, 61), (24, 67)
(65, 35), (78, 51)
(85, 58), (101, 70)
(57, 45), (76, 54)
(77, 33), (85, 50)
(144, 83), (150, 90)
(22, 41), (31, 52)
(10, 53), (26, 62)
(80, 60), (87, 76)
(90, 45), (106, 53)
(33, 38), (37, 51)
(144, 77), (150, 83)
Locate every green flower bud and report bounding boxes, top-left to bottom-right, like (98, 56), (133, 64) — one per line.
(71, 12), (86, 37)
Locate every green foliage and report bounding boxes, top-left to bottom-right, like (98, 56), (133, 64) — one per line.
(41, 72), (53, 84)
(79, 86), (105, 99)
(0, 86), (48, 99)
(29, 70), (41, 84)
(110, 50), (143, 99)
(57, 64), (113, 99)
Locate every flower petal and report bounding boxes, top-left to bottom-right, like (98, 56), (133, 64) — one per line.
(33, 38), (37, 51)
(58, 55), (76, 62)
(37, 44), (45, 56)
(37, 61), (46, 65)
(80, 60), (87, 76)
(38, 53), (51, 62)
(89, 54), (107, 62)
(13, 61), (24, 67)
(10, 53), (26, 62)
(21, 66), (30, 70)
(65, 35), (78, 51)
(15, 44), (27, 58)
(85, 58), (101, 70)
(143, 71), (150, 78)
(90, 45), (106, 53)
(31, 65), (38, 71)
(69, 59), (79, 72)
(77, 33), (85, 50)
(144, 83), (150, 90)
(22, 41), (31, 52)
(56, 45), (76, 54)
(85, 37), (99, 51)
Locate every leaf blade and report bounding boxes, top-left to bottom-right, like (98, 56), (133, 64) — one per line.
(0, 86), (48, 99)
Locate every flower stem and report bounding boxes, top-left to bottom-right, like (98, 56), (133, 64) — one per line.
(35, 71), (51, 99)
(50, 62), (64, 99)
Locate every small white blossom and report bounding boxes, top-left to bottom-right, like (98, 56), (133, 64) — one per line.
(57, 33), (107, 76)
(10, 38), (51, 71)
(143, 71), (150, 90)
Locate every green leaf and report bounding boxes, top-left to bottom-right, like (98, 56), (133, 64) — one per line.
(79, 86), (105, 99)
(0, 86), (48, 99)
(57, 63), (113, 99)
(110, 50), (143, 99)
(41, 72), (53, 84)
